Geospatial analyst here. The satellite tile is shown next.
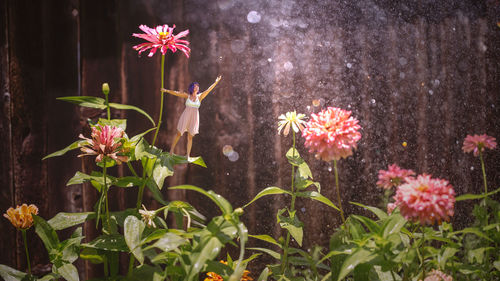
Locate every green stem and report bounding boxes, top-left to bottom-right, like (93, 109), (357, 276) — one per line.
(479, 149), (488, 196)
(281, 131), (297, 275)
(21, 229), (31, 274)
(104, 92), (110, 120)
(127, 162), (139, 177)
(103, 164), (111, 232)
(136, 169), (147, 210)
(151, 54), (166, 147)
(127, 255), (135, 277)
(333, 160), (347, 229)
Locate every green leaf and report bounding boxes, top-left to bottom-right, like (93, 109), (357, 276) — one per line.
(381, 213), (406, 238)
(57, 96), (106, 109)
(82, 234), (129, 252)
(249, 234), (282, 248)
(80, 248), (105, 264)
(244, 186), (291, 208)
(438, 247), (459, 269)
(152, 159), (174, 190)
(257, 267), (270, 281)
(248, 247), (281, 260)
(48, 212), (94, 230)
(108, 102), (155, 126)
(296, 191), (340, 211)
(97, 118), (127, 131)
(350, 215), (380, 234)
(124, 215), (145, 264)
(186, 236), (224, 280)
(33, 215), (60, 251)
(286, 147), (303, 166)
(277, 209), (303, 246)
(350, 202), (388, 220)
(145, 178), (169, 205)
(456, 187), (500, 201)
(56, 263), (79, 281)
(113, 176), (144, 188)
(43, 140), (85, 160)
(451, 227), (493, 242)
(130, 128), (156, 144)
(0, 264), (27, 281)
(337, 248), (376, 281)
(297, 162), (313, 179)
(66, 171), (113, 188)
(146, 232), (186, 252)
(170, 185), (233, 215)
(295, 176), (320, 192)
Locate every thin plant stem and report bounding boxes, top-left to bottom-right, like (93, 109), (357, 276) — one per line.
(151, 54), (166, 147)
(479, 149), (488, 196)
(21, 229), (31, 274)
(281, 130), (297, 275)
(103, 164), (111, 232)
(333, 159), (347, 228)
(104, 92), (111, 120)
(127, 162), (139, 177)
(127, 255), (135, 277)
(136, 172), (147, 210)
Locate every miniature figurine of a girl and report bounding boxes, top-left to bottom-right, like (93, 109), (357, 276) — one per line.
(161, 76), (221, 158)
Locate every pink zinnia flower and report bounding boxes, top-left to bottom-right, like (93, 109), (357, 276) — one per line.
(302, 107), (361, 161)
(132, 24), (190, 58)
(420, 269), (453, 281)
(376, 164), (416, 189)
(393, 174), (455, 225)
(462, 134), (496, 156)
(79, 125), (128, 164)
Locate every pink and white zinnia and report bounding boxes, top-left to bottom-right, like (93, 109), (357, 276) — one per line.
(132, 24), (190, 58)
(393, 174), (455, 225)
(79, 125), (128, 164)
(462, 134), (497, 157)
(377, 164), (415, 189)
(302, 107), (361, 161)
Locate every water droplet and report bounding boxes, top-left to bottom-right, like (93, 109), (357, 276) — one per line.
(399, 72), (405, 79)
(217, 0), (233, 10)
(306, 105), (311, 111)
(222, 145), (233, 156)
(301, 207), (306, 213)
(247, 11), (261, 23)
(433, 79), (440, 86)
(72, 9), (79, 17)
(470, 166), (474, 171)
(346, 62), (352, 68)
(226, 172), (229, 175)
(219, 56), (223, 60)
(371, 99), (376, 104)
(228, 151), (239, 162)
(428, 90), (434, 95)
(267, 58), (273, 62)
(284, 61), (293, 71)
(328, 166), (332, 172)
(230, 40), (245, 54)
(399, 57), (407, 66)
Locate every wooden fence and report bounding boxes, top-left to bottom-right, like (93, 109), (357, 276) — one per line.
(1, 0), (499, 278)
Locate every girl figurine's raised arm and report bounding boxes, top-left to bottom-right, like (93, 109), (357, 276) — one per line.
(199, 76), (222, 101)
(161, 88), (189, 99)
(162, 76), (222, 159)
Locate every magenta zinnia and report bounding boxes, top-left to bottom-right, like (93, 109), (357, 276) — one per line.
(376, 164), (415, 189)
(79, 125), (128, 164)
(462, 134), (497, 156)
(132, 24), (190, 58)
(393, 174), (455, 225)
(302, 107), (361, 161)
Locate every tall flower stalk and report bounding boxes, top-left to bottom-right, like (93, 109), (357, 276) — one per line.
(277, 111), (306, 274)
(132, 24), (190, 209)
(462, 134), (497, 197)
(302, 107), (361, 230)
(4, 204), (38, 274)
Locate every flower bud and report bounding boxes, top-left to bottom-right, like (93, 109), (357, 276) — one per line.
(234, 208), (244, 216)
(102, 83), (110, 95)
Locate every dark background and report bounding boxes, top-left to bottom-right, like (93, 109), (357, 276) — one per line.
(1, 0), (500, 278)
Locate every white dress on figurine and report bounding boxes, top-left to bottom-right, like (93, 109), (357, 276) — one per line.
(177, 94), (201, 135)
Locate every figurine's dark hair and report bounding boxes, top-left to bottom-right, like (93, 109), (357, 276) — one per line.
(188, 82), (199, 95)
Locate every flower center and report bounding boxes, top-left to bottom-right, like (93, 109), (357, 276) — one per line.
(158, 31), (169, 40)
(417, 184), (428, 192)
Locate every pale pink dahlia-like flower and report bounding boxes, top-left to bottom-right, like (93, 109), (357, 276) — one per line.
(420, 269), (453, 281)
(462, 134), (496, 156)
(393, 174), (455, 225)
(376, 164), (416, 189)
(79, 125), (128, 164)
(302, 107), (361, 161)
(132, 24), (190, 58)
